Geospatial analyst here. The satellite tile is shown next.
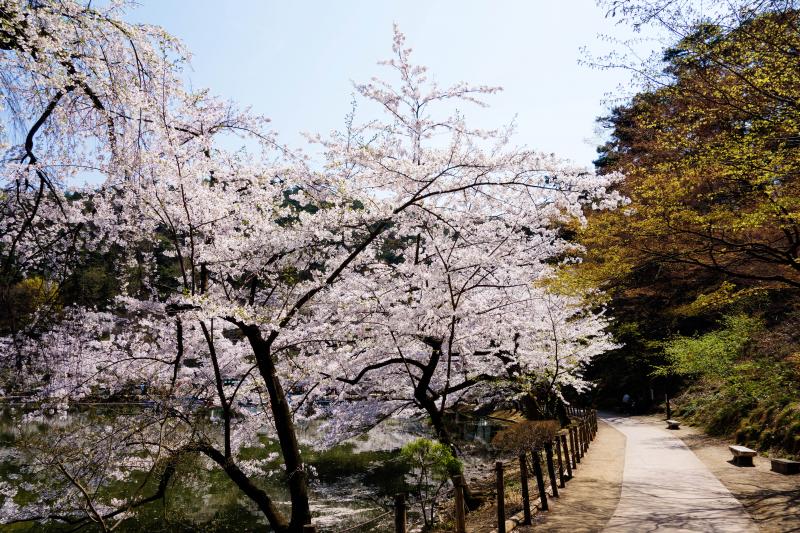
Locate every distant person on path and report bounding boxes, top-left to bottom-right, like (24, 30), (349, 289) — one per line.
(621, 393), (631, 414)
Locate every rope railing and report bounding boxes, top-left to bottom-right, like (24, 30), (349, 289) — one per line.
(304, 494), (440, 533)
(330, 509), (394, 533)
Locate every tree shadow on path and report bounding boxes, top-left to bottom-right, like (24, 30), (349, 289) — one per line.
(678, 430), (800, 533)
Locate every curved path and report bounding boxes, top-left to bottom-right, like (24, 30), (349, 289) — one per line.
(602, 414), (758, 532)
(518, 419), (626, 533)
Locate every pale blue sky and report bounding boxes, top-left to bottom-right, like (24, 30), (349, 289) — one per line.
(128, 1), (647, 167)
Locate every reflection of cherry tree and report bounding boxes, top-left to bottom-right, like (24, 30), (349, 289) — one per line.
(0, 4), (622, 530)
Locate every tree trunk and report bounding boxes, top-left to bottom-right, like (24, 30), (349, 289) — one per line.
(417, 394), (484, 510)
(245, 327), (311, 532)
(202, 445), (289, 532)
(555, 398), (570, 427)
(521, 389), (565, 423)
(520, 392), (540, 420)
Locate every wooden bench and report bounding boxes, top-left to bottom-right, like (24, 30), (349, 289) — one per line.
(666, 419), (680, 430)
(729, 445), (757, 466)
(770, 458), (800, 475)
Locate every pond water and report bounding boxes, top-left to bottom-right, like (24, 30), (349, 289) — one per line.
(0, 408), (508, 532)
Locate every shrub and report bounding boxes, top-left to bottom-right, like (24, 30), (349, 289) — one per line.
(492, 420), (560, 453)
(400, 438), (461, 530)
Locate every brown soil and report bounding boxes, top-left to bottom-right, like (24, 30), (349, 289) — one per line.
(432, 454), (528, 533)
(463, 461), (526, 533)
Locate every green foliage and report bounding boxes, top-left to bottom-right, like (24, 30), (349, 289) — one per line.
(657, 314), (762, 379)
(587, 9), (800, 289)
(735, 402), (800, 457)
(0, 277), (61, 334)
(573, 10), (800, 409)
(400, 438), (461, 482)
(665, 312), (800, 457)
(671, 282), (767, 318)
(400, 438), (461, 530)
(59, 256), (120, 309)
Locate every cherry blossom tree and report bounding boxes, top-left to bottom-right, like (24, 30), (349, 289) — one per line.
(0, 0), (185, 288)
(1, 4), (623, 530)
(306, 200), (616, 507)
(512, 293), (618, 421)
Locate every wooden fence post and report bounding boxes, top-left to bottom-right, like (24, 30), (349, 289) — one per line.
(519, 453), (532, 525)
(394, 493), (406, 533)
(544, 441), (559, 498)
(453, 476), (466, 533)
(579, 421), (587, 456)
(560, 431), (573, 479)
(581, 419), (588, 453)
(666, 392), (672, 420)
(496, 461), (506, 533)
(532, 447), (549, 512)
(555, 435), (566, 487)
(569, 425), (578, 468)
(585, 418), (591, 449)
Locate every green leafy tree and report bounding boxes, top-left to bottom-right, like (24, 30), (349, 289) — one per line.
(565, 2), (800, 409)
(657, 315), (762, 380)
(587, 6), (800, 289)
(400, 438), (461, 530)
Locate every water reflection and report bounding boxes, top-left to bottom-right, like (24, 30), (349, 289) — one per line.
(0, 407), (508, 531)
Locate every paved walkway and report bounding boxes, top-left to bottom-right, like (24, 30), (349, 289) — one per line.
(518, 419), (626, 533)
(602, 414), (758, 532)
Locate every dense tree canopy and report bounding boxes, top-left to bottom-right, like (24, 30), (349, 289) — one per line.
(586, 3), (800, 290)
(569, 0), (800, 455)
(0, 3), (621, 531)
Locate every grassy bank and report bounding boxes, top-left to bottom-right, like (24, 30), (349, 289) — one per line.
(669, 312), (800, 459)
